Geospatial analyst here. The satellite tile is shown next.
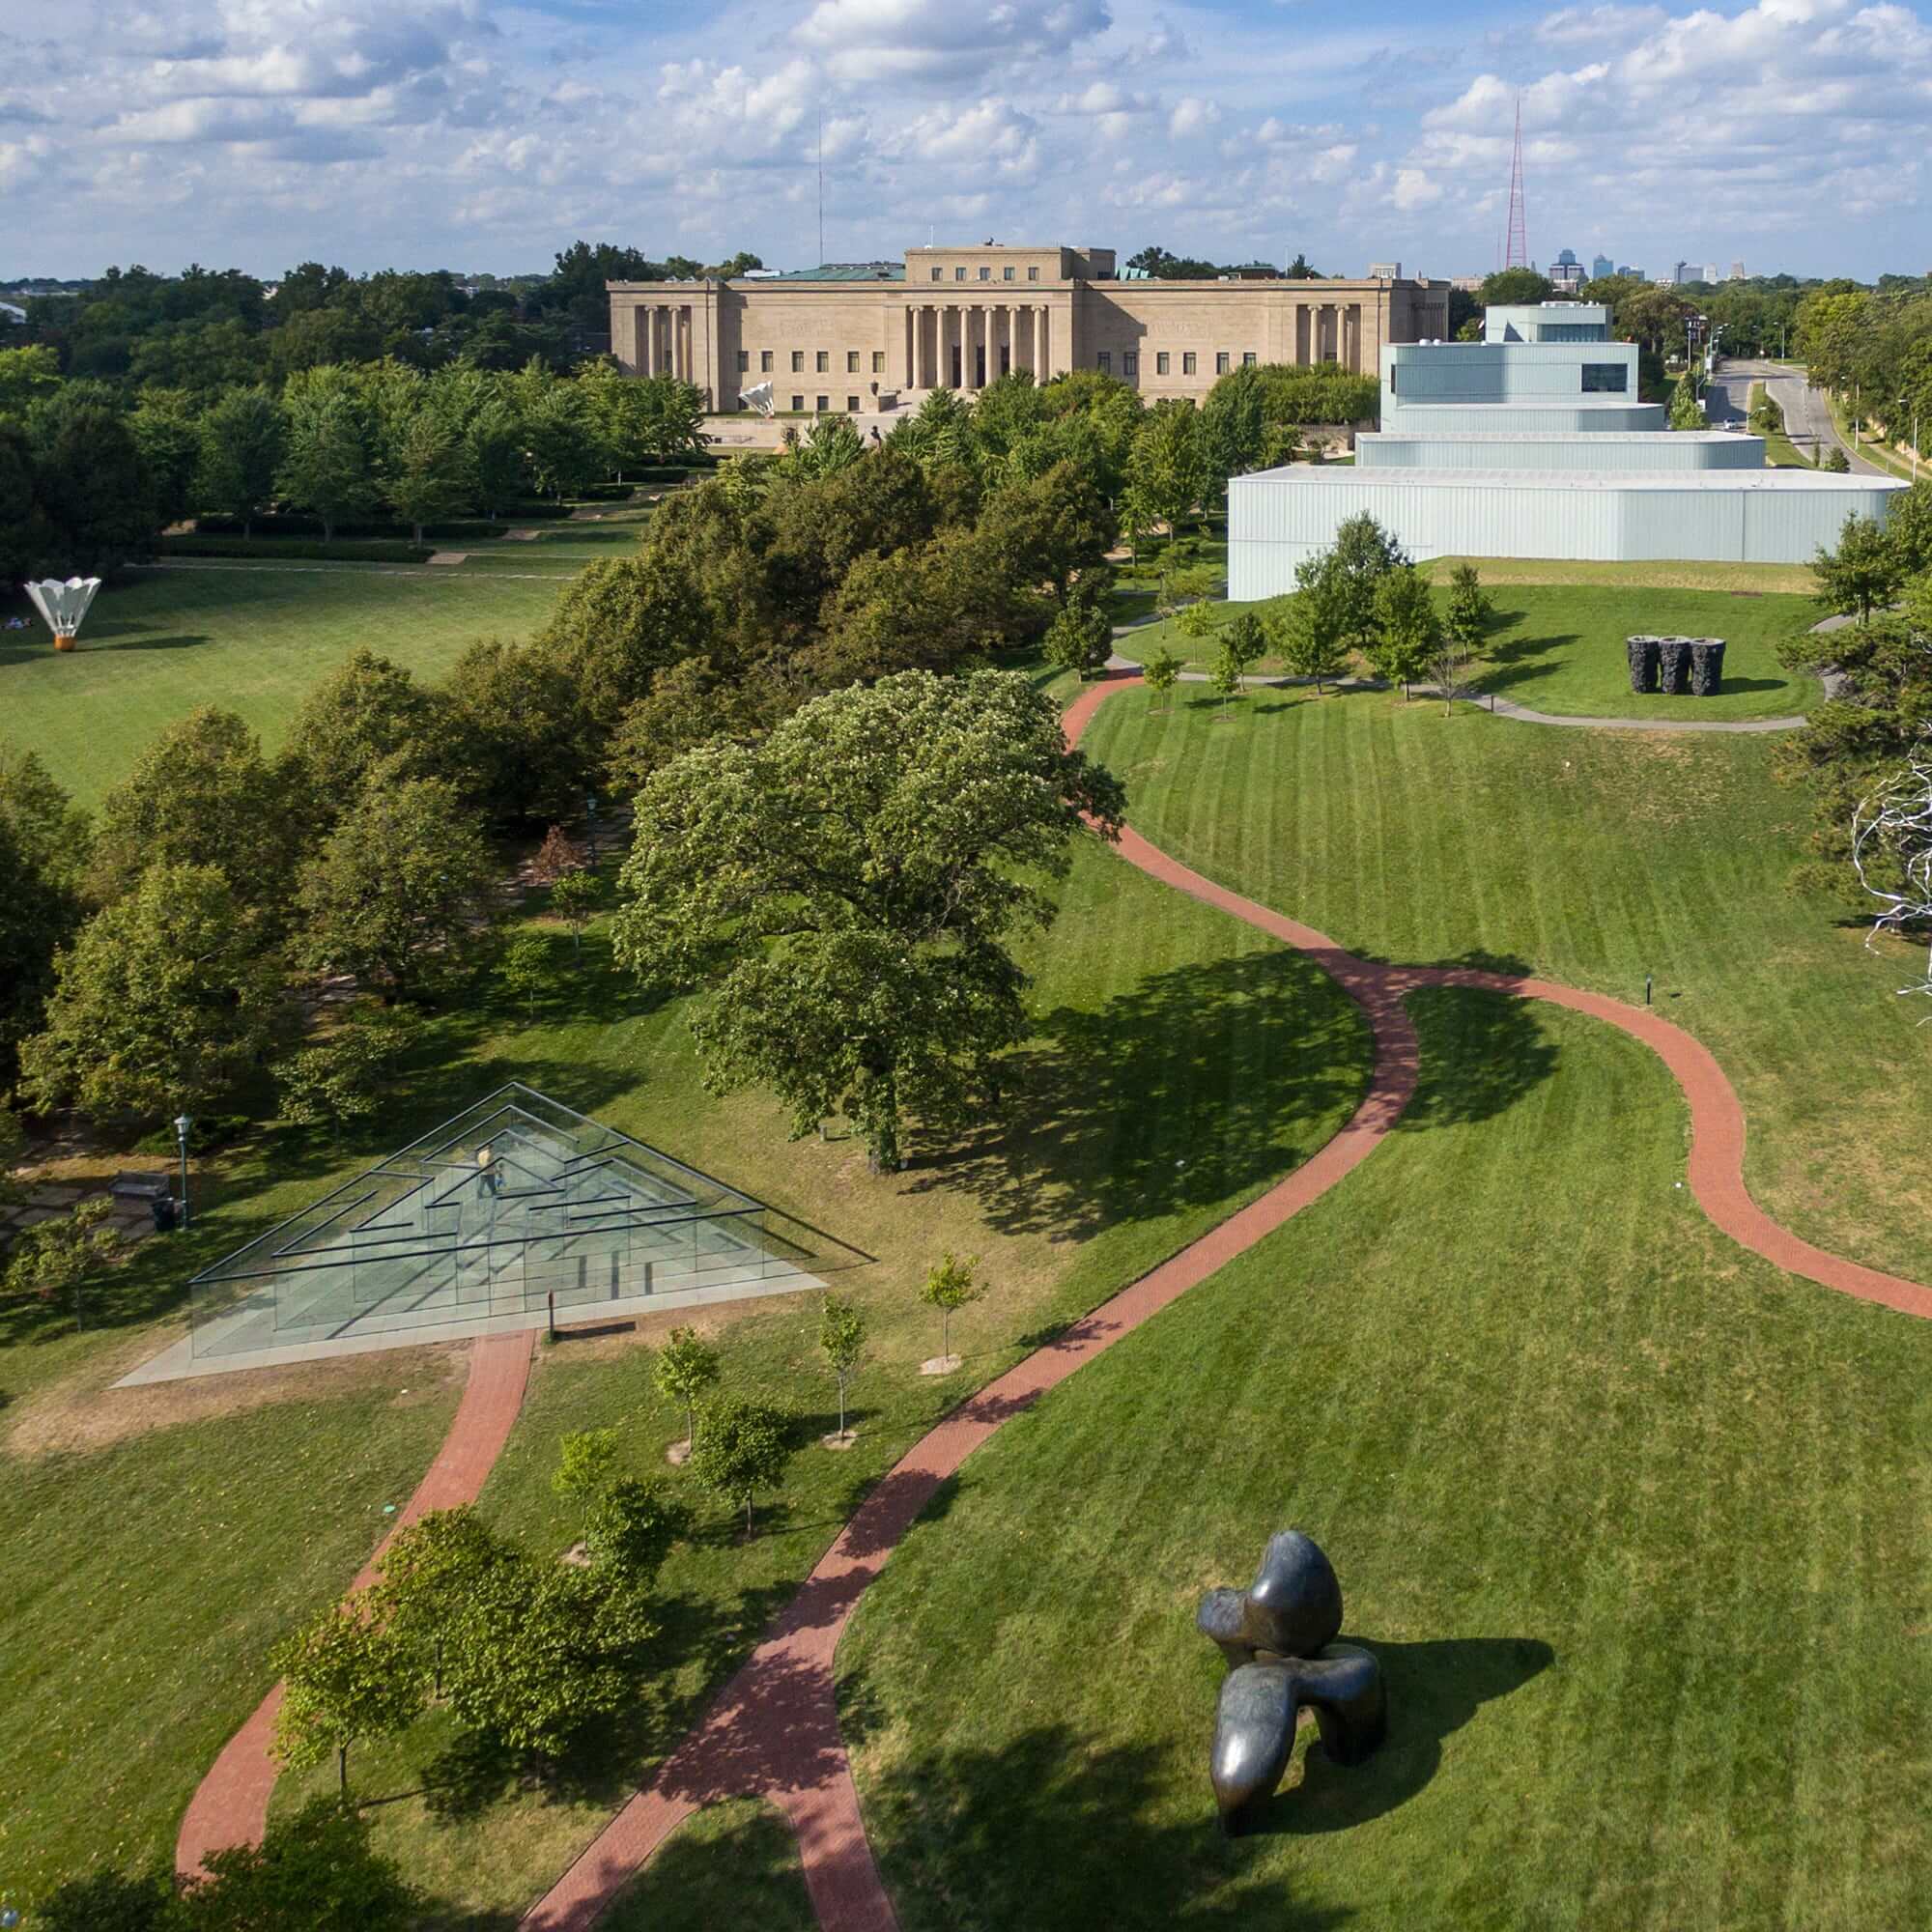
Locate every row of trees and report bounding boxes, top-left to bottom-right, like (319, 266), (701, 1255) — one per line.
(0, 349), (707, 572)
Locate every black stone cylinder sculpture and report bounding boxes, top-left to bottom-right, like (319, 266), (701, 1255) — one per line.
(1658, 635), (1691, 695)
(1626, 636), (1661, 694)
(1199, 1530), (1385, 1835)
(1689, 637), (1726, 696)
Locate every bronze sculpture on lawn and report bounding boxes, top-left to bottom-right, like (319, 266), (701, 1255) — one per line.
(1198, 1529), (1386, 1834)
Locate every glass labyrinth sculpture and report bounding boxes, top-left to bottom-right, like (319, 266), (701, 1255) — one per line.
(1198, 1530), (1387, 1833)
(24, 576), (102, 652)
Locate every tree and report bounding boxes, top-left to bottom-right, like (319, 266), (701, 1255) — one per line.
(36, 1866), (179, 1932)
(4, 1195), (121, 1329)
(653, 1325), (720, 1452)
(383, 409), (469, 544)
(89, 707), (298, 914)
(554, 1426), (620, 1508)
(1443, 562), (1495, 664)
(921, 1251), (982, 1365)
(275, 1005), (421, 1138)
(21, 865), (281, 1127)
(277, 376), (376, 540)
(1370, 565), (1443, 694)
(1747, 386), (1786, 437)
(689, 1394), (792, 1536)
(1477, 268), (1556, 307)
(1276, 556), (1350, 695)
(183, 1798), (418, 1931)
(1325, 513), (1410, 653)
(129, 394), (204, 526)
(0, 776), (86, 1096)
(1823, 445), (1852, 473)
(0, 342), (62, 416)
(1042, 578), (1115, 680)
(298, 772), (497, 1003)
(373, 1507), (508, 1697)
(819, 1293), (867, 1440)
(535, 549), (717, 736)
(0, 420), (52, 583)
(33, 404), (158, 573)
(1127, 401), (1208, 536)
(547, 867), (602, 957)
(496, 928), (553, 1019)
(1814, 513), (1904, 624)
(1669, 373), (1705, 431)
(531, 824), (588, 886)
(283, 649), (450, 814)
(195, 388), (285, 538)
(1142, 644), (1183, 710)
(1208, 610), (1266, 712)
(441, 638), (592, 828)
(613, 670), (1126, 1173)
(271, 1596), (425, 1798)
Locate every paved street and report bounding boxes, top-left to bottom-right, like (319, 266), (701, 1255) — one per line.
(1717, 357), (1891, 475)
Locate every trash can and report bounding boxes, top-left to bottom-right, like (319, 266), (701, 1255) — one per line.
(152, 1195), (180, 1234)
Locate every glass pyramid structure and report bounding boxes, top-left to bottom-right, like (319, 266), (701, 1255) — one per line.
(187, 1085), (848, 1362)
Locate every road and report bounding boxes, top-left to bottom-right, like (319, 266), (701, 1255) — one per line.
(1713, 358), (1891, 475)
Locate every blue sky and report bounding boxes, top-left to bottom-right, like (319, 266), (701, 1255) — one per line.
(2, 0), (1926, 281)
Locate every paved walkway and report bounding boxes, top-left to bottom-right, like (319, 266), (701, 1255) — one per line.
(516, 671), (1932, 1930)
(175, 1327), (535, 1878)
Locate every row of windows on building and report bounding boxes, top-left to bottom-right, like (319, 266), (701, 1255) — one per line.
(738, 349), (889, 373)
(929, 264), (1043, 281)
(1097, 350), (1261, 377)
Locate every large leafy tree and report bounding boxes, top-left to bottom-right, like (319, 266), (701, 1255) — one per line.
(33, 404), (159, 573)
(89, 707), (298, 914)
(277, 368), (377, 539)
(0, 750), (89, 1094)
(297, 771), (497, 1002)
(1126, 399), (1209, 535)
(1369, 565), (1443, 693)
(283, 648), (452, 814)
(1814, 513), (1905, 625)
(271, 1595), (425, 1797)
(613, 669), (1126, 1171)
(195, 387), (285, 538)
(21, 863), (282, 1126)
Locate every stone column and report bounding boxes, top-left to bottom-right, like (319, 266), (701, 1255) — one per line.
(1035, 304), (1048, 379)
(991, 303), (1004, 380)
(963, 306), (978, 390)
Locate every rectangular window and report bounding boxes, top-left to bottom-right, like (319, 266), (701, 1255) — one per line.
(791, 394), (804, 411)
(1096, 351), (1111, 373)
(1156, 350), (1170, 375)
(737, 350), (750, 372)
(846, 350), (860, 373)
(930, 267), (943, 281)
(815, 394), (829, 412)
(979, 266), (991, 280)
(1243, 352), (1257, 366)
(1216, 352), (1231, 374)
(1027, 266), (1039, 281)
(1182, 351), (1196, 375)
(1123, 351), (1138, 380)
(847, 395), (860, 412)
(1003, 266), (1015, 281)
(815, 350), (829, 373)
(760, 350), (773, 372)
(872, 351), (885, 372)
(1581, 362), (1629, 392)
(955, 266), (967, 280)
(791, 351), (804, 372)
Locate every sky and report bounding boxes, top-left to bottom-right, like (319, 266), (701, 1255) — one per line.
(2, 0), (1928, 284)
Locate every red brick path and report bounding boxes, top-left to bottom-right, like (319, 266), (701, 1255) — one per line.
(175, 1326), (535, 1877)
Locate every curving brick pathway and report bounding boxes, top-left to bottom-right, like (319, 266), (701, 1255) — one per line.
(518, 670), (1932, 1931)
(175, 1326), (535, 1878)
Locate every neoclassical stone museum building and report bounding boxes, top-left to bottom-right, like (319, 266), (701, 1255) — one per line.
(608, 242), (1452, 411)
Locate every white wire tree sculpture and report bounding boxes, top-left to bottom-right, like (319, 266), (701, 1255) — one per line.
(1852, 753), (1932, 1003)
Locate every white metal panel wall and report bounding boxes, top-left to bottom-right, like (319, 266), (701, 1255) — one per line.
(1382, 341), (1638, 402)
(1378, 401), (1668, 434)
(1227, 472), (1909, 597)
(1357, 434), (1764, 472)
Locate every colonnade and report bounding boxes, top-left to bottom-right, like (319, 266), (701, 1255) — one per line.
(636, 305), (692, 380)
(902, 302), (1052, 391)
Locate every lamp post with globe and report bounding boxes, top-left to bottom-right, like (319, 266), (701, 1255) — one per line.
(174, 1114), (193, 1231)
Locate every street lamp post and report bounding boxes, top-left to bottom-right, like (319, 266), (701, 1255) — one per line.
(174, 1114), (192, 1231)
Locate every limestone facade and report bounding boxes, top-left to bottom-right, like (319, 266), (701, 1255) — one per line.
(608, 243), (1451, 411)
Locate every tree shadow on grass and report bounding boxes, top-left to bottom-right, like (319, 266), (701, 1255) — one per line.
(906, 950), (1369, 1244)
(848, 1719), (1361, 1932)
(1468, 613), (1580, 695)
(1394, 972), (1562, 1131)
(599, 1798), (816, 1932)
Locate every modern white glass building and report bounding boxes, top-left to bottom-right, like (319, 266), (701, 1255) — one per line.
(1228, 302), (1906, 586)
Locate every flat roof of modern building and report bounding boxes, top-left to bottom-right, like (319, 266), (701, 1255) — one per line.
(1236, 466), (1906, 492)
(1361, 431), (1757, 446)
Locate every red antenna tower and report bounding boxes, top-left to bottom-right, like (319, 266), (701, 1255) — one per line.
(1502, 96), (1529, 269)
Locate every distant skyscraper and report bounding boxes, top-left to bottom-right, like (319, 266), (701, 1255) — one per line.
(1591, 252), (1614, 280)
(1549, 249), (1585, 293)
(1703, 263), (1719, 285)
(1673, 260), (1693, 284)
(1728, 259), (1746, 280)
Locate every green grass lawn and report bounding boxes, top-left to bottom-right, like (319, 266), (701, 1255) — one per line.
(0, 567), (568, 809)
(1115, 582), (1821, 721)
(841, 988), (1932, 1930)
(601, 1801), (813, 1932)
(9, 817), (1369, 1919)
(1079, 682), (1932, 1286)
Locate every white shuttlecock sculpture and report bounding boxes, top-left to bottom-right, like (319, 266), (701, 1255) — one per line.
(24, 577), (102, 652)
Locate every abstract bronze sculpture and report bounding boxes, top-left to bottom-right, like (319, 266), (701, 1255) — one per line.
(1199, 1530), (1386, 1834)
(1628, 634), (1725, 696)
